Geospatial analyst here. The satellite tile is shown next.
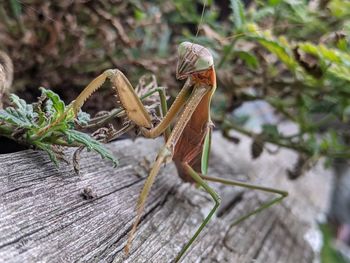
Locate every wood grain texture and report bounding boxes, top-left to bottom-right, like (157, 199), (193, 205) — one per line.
(0, 132), (332, 263)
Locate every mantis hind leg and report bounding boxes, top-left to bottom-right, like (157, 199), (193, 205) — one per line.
(175, 166), (287, 262)
(175, 163), (221, 262)
(201, 175), (288, 228)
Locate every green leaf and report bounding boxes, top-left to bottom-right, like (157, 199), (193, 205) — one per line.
(305, 135), (319, 154)
(10, 94), (27, 112)
(298, 42), (350, 81)
(0, 109), (31, 127)
(134, 9), (146, 21)
(230, 0), (246, 29)
(252, 7), (275, 22)
(344, 105), (350, 122)
(33, 141), (59, 166)
(231, 114), (250, 126)
(308, 98), (338, 114)
(268, 0), (282, 6)
(320, 223), (348, 263)
(64, 130), (118, 167)
(10, 0), (22, 18)
(40, 87), (66, 117)
(328, 0), (350, 18)
(262, 124), (279, 139)
(254, 37), (297, 70)
(10, 94), (36, 120)
(337, 38), (348, 52)
(76, 111), (91, 126)
(329, 65), (350, 82)
(235, 50), (259, 69)
(0, 94), (37, 128)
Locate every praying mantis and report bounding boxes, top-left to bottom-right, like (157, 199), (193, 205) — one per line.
(64, 41), (288, 262)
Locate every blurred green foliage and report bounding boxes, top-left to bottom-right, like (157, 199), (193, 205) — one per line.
(320, 223), (348, 263)
(195, 0), (350, 176)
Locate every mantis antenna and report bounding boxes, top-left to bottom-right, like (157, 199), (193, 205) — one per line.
(195, 0), (207, 38)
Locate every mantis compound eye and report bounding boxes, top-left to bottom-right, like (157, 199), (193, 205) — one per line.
(194, 54), (214, 71)
(178, 41), (191, 58)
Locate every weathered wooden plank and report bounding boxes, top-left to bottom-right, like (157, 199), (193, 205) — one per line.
(0, 132), (332, 262)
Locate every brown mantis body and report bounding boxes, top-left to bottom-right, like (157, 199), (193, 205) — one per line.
(63, 42), (287, 262)
(173, 66), (215, 183)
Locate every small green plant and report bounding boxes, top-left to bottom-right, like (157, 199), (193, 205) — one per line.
(0, 87), (118, 166)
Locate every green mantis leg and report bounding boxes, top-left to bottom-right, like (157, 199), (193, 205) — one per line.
(175, 168), (287, 262)
(175, 163), (221, 262)
(201, 175), (288, 228)
(173, 128), (288, 262)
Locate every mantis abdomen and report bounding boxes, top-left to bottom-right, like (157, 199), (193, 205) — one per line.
(173, 67), (217, 182)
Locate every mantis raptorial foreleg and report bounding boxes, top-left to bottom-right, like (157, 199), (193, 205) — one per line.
(39, 68), (176, 139)
(139, 78), (193, 139)
(36, 69), (151, 136)
(73, 69), (152, 128)
(72, 70), (194, 142)
(80, 87), (163, 125)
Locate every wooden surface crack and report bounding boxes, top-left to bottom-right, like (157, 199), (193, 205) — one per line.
(251, 216), (278, 260)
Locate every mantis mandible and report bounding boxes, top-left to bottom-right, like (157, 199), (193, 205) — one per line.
(61, 42), (288, 262)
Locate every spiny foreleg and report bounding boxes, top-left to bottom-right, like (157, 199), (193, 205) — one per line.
(72, 69), (153, 128)
(36, 69), (153, 136)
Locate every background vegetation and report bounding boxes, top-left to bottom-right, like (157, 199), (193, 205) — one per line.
(0, 1), (350, 261)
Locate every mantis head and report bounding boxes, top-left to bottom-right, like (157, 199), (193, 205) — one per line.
(176, 42), (214, 80)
